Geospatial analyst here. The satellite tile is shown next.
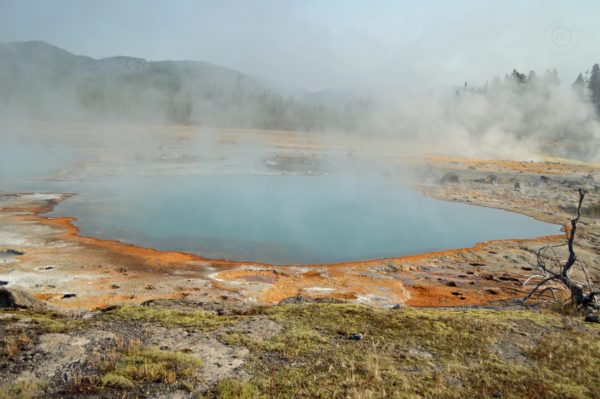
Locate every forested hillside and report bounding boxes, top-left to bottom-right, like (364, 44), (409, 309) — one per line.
(0, 41), (367, 131)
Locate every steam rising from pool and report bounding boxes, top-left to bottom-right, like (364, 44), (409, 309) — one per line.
(48, 174), (558, 265)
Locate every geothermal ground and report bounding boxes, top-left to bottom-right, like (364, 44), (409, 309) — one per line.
(1, 124), (600, 398)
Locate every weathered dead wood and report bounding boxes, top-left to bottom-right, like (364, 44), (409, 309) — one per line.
(522, 189), (599, 309)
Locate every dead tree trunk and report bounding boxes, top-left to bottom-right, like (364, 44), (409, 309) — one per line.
(523, 189), (599, 309)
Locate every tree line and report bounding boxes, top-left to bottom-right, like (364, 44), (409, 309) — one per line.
(573, 63), (600, 116)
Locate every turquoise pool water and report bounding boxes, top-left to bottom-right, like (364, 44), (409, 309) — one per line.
(47, 174), (558, 265)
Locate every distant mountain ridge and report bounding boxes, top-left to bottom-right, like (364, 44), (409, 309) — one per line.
(0, 40), (247, 80)
(0, 40), (365, 130)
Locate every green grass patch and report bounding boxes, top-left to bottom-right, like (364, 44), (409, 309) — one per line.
(212, 379), (263, 399)
(102, 305), (244, 331)
(101, 373), (134, 390)
(102, 347), (202, 390)
(0, 309), (79, 333)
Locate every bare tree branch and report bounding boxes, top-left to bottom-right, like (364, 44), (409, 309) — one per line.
(522, 276), (559, 302)
(578, 260), (593, 291)
(562, 188), (584, 278)
(522, 189), (598, 310)
(536, 287), (560, 302)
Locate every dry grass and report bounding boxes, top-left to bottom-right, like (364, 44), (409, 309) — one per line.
(100, 337), (203, 390)
(1, 327), (30, 357)
(0, 380), (44, 399)
(2, 305), (599, 398)
(102, 305), (245, 331)
(216, 304), (600, 398)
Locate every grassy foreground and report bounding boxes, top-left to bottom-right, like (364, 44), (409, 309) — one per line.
(1, 303), (599, 398)
(216, 304), (600, 399)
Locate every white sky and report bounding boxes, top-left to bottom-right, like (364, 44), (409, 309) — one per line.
(1, 0), (598, 91)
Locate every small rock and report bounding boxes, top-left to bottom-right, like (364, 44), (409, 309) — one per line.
(62, 293), (76, 299)
(348, 333), (363, 340)
(0, 281), (7, 286)
(493, 392), (502, 398)
(441, 172), (460, 184)
(406, 347), (434, 359)
(0, 287), (44, 310)
(499, 275), (520, 282)
(585, 173), (596, 182)
(585, 314), (600, 323)
(486, 174), (498, 184)
(278, 295), (344, 305)
(391, 304), (401, 310)
(446, 281), (457, 287)
(98, 305), (120, 312)
(278, 296), (313, 305)
(3, 249), (24, 256)
(514, 182), (520, 191)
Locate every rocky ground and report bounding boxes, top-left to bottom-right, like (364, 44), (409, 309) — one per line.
(417, 156), (600, 284)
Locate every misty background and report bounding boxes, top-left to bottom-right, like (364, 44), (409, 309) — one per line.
(1, 1), (600, 161)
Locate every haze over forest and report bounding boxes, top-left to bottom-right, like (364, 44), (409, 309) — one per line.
(1, 1), (600, 161)
(2, 40), (600, 161)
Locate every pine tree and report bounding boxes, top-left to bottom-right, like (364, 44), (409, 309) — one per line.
(589, 64), (600, 115)
(573, 72), (585, 87)
(572, 73), (587, 97)
(511, 69), (527, 84)
(544, 68), (561, 85)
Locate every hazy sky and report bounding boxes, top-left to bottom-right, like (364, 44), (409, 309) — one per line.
(1, 0), (598, 91)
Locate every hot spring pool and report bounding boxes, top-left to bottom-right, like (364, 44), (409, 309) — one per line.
(48, 174), (558, 265)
